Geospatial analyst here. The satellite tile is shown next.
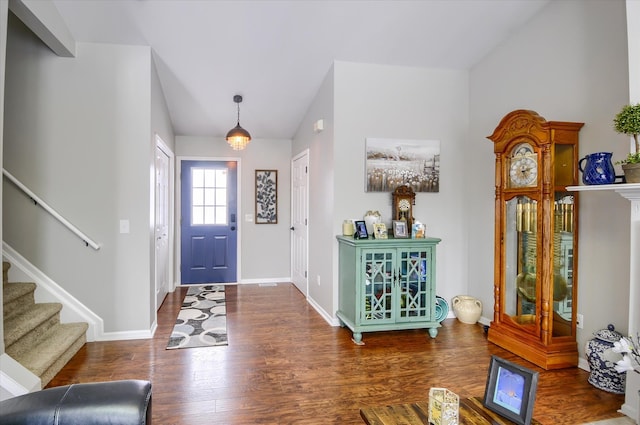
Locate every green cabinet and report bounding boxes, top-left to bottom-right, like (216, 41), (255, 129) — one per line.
(336, 235), (442, 344)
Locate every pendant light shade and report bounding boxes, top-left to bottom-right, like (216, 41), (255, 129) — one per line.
(226, 95), (251, 150)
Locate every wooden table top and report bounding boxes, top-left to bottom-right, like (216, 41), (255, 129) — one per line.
(360, 397), (541, 425)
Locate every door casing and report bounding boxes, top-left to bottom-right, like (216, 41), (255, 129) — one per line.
(291, 150), (309, 296)
(154, 135), (174, 310)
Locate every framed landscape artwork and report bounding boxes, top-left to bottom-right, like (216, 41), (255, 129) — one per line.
(365, 138), (440, 192)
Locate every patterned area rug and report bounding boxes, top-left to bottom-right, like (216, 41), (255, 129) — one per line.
(166, 284), (227, 349)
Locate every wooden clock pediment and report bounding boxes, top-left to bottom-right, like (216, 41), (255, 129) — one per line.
(487, 109), (550, 152)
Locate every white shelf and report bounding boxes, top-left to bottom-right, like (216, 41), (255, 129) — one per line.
(567, 183), (640, 192)
(567, 183), (640, 201)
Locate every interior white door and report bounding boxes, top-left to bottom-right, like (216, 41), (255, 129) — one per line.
(155, 143), (171, 309)
(291, 151), (309, 296)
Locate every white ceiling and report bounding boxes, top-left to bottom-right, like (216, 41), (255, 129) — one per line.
(51, 0), (550, 139)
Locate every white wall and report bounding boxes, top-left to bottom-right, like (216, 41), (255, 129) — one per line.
(334, 62), (469, 317)
(627, 0), (640, 335)
(3, 14), (162, 334)
(150, 56), (175, 324)
(0, 0), (7, 353)
(151, 57), (175, 153)
(175, 136), (292, 282)
(467, 0), (630, 357)
(293, 61), (469, 321)
(292, 64), (335, 315)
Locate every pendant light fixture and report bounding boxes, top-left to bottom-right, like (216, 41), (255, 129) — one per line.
(226, 94), (251, 150)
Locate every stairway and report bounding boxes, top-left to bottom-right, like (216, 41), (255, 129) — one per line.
(2, 261), (88, 387)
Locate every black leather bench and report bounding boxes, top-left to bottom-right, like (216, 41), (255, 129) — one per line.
(0, 379), (152, 425)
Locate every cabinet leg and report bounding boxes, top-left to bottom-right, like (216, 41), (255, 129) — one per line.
(428, 328), (438, 338)
(352, 332), (365, 345)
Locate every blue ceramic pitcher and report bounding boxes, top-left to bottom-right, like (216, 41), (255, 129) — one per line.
(578, 152), (615, 185)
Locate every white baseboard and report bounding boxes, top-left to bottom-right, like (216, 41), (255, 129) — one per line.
(237, 277), (291, 284)
(0, 353), (40, 401)
(96, 329), (154, 341)
(307, 295), (340, 327)
(175, 277), (291, 286)
(478, 315), (491, 327)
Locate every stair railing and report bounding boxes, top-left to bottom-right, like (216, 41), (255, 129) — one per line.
(3, 168), (101, 250)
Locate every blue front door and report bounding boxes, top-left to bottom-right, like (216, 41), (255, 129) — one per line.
(181, 160), (238, 283)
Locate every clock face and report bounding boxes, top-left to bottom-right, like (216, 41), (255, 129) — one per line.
(509, 143), (538, 187)
(398, 199), (411, 212)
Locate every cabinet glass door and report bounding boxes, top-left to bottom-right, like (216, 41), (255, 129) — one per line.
(362, 250), (394, 323)
(397, 249), (432, 322)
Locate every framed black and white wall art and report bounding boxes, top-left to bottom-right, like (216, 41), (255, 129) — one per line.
(255, 170), (277, 224)
(365, 138), (440, 192)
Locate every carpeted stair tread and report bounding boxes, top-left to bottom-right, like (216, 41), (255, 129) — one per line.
(16, 322), (88, 386)
(3, 282), (37, 320)
(4, 302), (62, 350)
(3, 261), (10, 284)
(3, 281), (36, 304)
(2, 260), (89, 387)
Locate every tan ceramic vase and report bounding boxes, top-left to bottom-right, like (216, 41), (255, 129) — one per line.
(622, 162), (640, 183)
(451, 295), (482, 324)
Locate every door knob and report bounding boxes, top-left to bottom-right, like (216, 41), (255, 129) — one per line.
(290, 226), (295, 231)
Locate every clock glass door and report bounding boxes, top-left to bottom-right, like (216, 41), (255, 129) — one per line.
(504, 196), (538, 329)
(552, 192), (575, 337)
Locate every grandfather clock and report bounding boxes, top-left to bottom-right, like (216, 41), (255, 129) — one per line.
(487, 110), (583, 369)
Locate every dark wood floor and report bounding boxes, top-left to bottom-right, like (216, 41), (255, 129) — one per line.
(48, 283), (626, 424)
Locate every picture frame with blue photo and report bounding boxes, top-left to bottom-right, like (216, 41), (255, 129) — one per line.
(482, 355), (539, 425)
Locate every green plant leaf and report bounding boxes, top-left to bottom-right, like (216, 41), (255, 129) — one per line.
(614, 103), (640, 136)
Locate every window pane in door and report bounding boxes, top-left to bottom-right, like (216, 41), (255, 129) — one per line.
(216, 169), (227, 186)
(192, 188), (204, 205)
(192, 206), (204, 225)
(204, 206), (215, 224)
(191, 167), (228, 225)
(214, 207), (226, 224)
(204, 169), (216, 186)
(193, 169), (204, 185)
(215, 189), (226, 205)
(204, 188), (215, 204)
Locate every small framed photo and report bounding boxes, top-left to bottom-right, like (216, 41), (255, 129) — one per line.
(373, 223), (388, 239)
(483, 355), (539, 425)
(354, 220), (368, 239)
(412, 222), (426, 238)
(392, 220), (408, 238)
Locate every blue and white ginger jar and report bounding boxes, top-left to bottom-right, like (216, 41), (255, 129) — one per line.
(585, 324), (626, 394)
